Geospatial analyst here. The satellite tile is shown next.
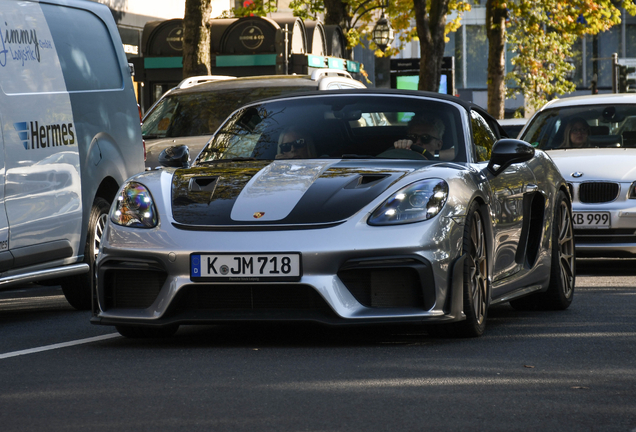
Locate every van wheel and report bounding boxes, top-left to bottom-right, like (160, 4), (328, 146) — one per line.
(61, 197), (110, 310)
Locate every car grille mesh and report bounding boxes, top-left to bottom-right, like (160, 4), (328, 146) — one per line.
(575, 229), (636, 243)
(173, 284), (334, 313)
(578, 182), (619, 203)
(104, 270), (166, 309)
(338, 268), (425, 308)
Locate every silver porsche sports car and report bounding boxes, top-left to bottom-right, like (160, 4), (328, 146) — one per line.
(92, 90), (575, 338)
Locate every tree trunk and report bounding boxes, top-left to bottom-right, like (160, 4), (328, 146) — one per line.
(486, 0), (507, 119)
(324, 0), (352, 59)
(414, 0), (449, 92)
(183, 0), (212, 79)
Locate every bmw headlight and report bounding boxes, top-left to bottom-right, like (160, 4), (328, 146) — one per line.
(629, 181), (636, 199)
(110, 181), (158, 228)
(368, 179), (449, 226)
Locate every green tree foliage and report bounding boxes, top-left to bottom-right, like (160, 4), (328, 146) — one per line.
(231, 0), (278, 17)
(504, 0), (636, 114)
(289, 0), (470, 56)
(220, 0), (470, 90)
(288, 0), (470, 91)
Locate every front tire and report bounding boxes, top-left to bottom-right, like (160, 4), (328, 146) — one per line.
(429, 202), (489, 338)
(510, 190), (575, 311)
(61, 197), (110, 310)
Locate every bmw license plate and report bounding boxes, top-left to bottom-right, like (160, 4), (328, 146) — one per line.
(190, 253), (301, 281)
(573, 211), (610, 228)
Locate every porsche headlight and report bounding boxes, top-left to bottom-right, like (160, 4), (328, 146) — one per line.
(368, 179), (449, 226)
(111, 181), (158, 228)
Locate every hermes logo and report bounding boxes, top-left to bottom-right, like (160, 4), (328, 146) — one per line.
(14, 121), (76, 150)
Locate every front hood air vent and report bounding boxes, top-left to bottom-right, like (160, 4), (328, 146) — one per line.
(171, 160), (412, 226)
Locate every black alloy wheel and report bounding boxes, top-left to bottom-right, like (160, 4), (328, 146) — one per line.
(429, 201), (489, 338)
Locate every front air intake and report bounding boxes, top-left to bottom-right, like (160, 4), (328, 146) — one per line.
(338, 268), (425, 308)
(172, 284), (334, 313)
(103, 269), (166, 309)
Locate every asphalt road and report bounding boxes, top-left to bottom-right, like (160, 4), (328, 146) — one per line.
(1, 258), (635, 432)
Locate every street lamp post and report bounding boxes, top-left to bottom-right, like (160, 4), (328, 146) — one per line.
(371, 13), (394, 52)
(347, 1), (394, 52)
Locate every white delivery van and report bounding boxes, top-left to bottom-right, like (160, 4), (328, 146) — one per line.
(0, 0), (145, 309)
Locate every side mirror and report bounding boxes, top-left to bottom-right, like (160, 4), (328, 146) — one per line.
(487, 139), (535, 176)
(158, 145), (190, 168)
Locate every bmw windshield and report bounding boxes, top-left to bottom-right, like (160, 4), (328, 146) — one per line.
(520, 104), (636, 150)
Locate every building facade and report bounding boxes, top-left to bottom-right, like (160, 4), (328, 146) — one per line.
(91, 1), (232, 60)
(94, 1), (635, 116)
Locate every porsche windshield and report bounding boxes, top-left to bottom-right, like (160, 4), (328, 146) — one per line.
(520, 104), (636, 150)
(195, 95), (467, 163)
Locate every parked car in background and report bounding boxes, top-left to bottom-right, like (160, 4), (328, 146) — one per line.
(519, 93), (636, 257)
(141, 70), (366, 169)
(93, 90), (574, 339)
(0, 0), (144, 310)
(143, 74), (236, 114)
(498, 118), (528, 138)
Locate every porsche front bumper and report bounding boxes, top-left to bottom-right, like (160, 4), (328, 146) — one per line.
(91, 216), (468, 328)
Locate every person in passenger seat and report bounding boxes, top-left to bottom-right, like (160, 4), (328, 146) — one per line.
(276, 127), (316, 159)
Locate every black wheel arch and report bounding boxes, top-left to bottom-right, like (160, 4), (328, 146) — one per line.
(77, 177), (120, 258)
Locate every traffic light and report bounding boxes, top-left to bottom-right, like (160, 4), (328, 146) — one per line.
(618, 65), (636, 93)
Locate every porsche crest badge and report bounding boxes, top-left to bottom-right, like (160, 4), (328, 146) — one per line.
(253, 212), (265, 219)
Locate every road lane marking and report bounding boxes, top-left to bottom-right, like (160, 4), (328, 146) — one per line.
(0, 333), (120, 359)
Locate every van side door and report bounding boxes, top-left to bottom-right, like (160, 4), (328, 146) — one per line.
(0, 2), (83, 269)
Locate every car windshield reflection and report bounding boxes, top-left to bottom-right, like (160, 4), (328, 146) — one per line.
(520, 104), (636, 149)
(142, 86), (311, 139)
(195, 95), (467, 163)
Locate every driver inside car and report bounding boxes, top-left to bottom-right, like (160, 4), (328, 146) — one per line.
(393, 114), (454, 160)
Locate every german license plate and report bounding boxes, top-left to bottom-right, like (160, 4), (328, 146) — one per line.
(573, 211), (610, 228)
(190, 253), (301, 281)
